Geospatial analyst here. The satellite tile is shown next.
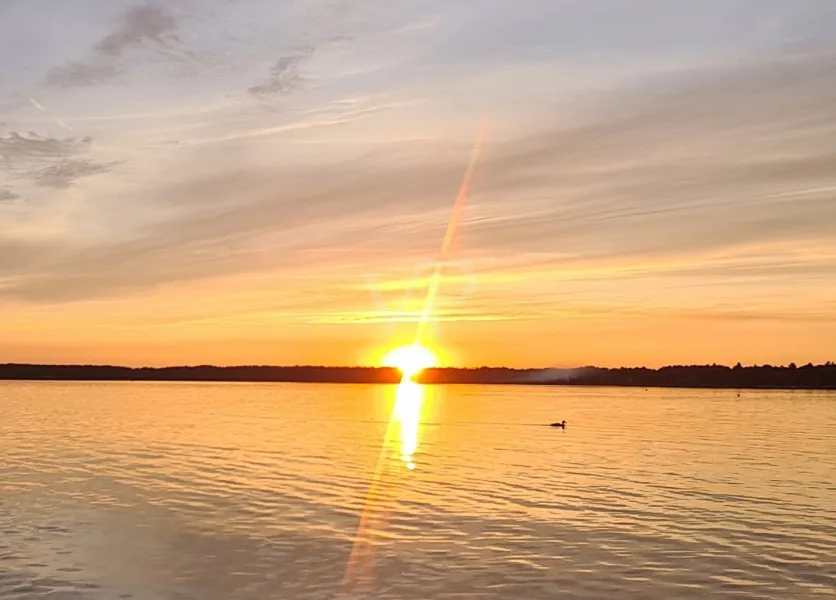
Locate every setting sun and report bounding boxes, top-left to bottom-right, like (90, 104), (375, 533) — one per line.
(382, 344), (438, 379)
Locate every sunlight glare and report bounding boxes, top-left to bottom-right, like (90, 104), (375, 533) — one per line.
(382, 344), (438, 379)
(393, 381), (424, 468)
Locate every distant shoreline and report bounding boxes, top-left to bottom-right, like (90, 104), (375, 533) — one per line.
(2, 363), (835, 390)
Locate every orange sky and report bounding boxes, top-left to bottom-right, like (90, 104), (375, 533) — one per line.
(3, 260), (835, 368)
(2, 3), (836, 368)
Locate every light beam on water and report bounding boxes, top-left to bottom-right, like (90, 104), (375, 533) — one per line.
(340, 121), (489, 596)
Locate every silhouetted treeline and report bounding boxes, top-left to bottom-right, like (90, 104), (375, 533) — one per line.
(419, 363), (836, 389)
(0, 364), (400, 384)
(2, 362), (836, 389)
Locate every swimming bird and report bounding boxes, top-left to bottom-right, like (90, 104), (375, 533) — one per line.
(550, 420), (567, 428)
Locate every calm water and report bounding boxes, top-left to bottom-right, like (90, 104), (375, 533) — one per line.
(1, 381), (834, 600)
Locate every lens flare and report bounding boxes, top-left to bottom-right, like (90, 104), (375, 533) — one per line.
(341, 121), (488, 597)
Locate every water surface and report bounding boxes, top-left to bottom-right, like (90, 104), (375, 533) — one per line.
(1, 381), (834, 599)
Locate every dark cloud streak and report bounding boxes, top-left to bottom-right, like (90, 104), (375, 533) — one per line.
(95, 4), (177, 56)
(0, 132), (92, 162)
(47, 2), (179, 88)
(0, 132), (115, 188)
(29, 158), (122, 188)
(249, 48), (314, 97)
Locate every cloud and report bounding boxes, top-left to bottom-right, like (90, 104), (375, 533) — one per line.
(460, 47), (836, 261)
(3, 0), (836, 370)
(46, 61), (119, 88)
(28, 158), (122, 189)
(248, 48), (315, 97)
(0, 189), (20, 201)
(0, 132), (115, 189)
(0, 160), (457, 302)
(2, 36), (836, 329)
(95, 4), (177, 56)
(0, 132), (92, 162)
(47, 2), (179, 88)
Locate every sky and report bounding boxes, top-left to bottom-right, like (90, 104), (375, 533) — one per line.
(2, 0), (836, 368)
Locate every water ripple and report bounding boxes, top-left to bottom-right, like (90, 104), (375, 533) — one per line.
(1, 381), (834, 599)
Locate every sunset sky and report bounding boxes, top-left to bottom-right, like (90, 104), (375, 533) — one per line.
(2, 0), (836, 368)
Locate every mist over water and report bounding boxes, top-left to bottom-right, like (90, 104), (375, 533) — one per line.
(520, 368), (592, 383)
(1, 381), (835, 599)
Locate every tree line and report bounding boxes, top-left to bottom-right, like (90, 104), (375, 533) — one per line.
(2, 362), (835, 389)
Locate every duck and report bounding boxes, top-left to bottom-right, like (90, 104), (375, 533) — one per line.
(550, 420), (567, 428)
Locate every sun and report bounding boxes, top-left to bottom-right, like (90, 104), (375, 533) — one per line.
(382, 344), (438, 379)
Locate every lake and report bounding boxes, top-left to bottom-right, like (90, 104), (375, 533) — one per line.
(1, 381), (834, 599)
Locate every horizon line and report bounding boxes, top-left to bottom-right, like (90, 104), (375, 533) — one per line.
(1, 361), (833, 371)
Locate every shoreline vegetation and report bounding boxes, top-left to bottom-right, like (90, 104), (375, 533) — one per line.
(1, 362), (836, 390)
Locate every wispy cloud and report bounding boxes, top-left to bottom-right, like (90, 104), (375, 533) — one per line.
(95, 3), (177, 56)
(47, 61), (119, 88)
(47, 2), (179, 88)
(0, 132), (92, 162)
(28, 158), (122, 188)
(4, 44), (836, 311)
(0, 132), (116, 191)
(0, 189), (20, 201)
(248, 48), (314, 97)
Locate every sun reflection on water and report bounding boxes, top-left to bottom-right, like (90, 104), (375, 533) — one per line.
(393, 381), (424, 470)
(340, 380), (427, 596)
